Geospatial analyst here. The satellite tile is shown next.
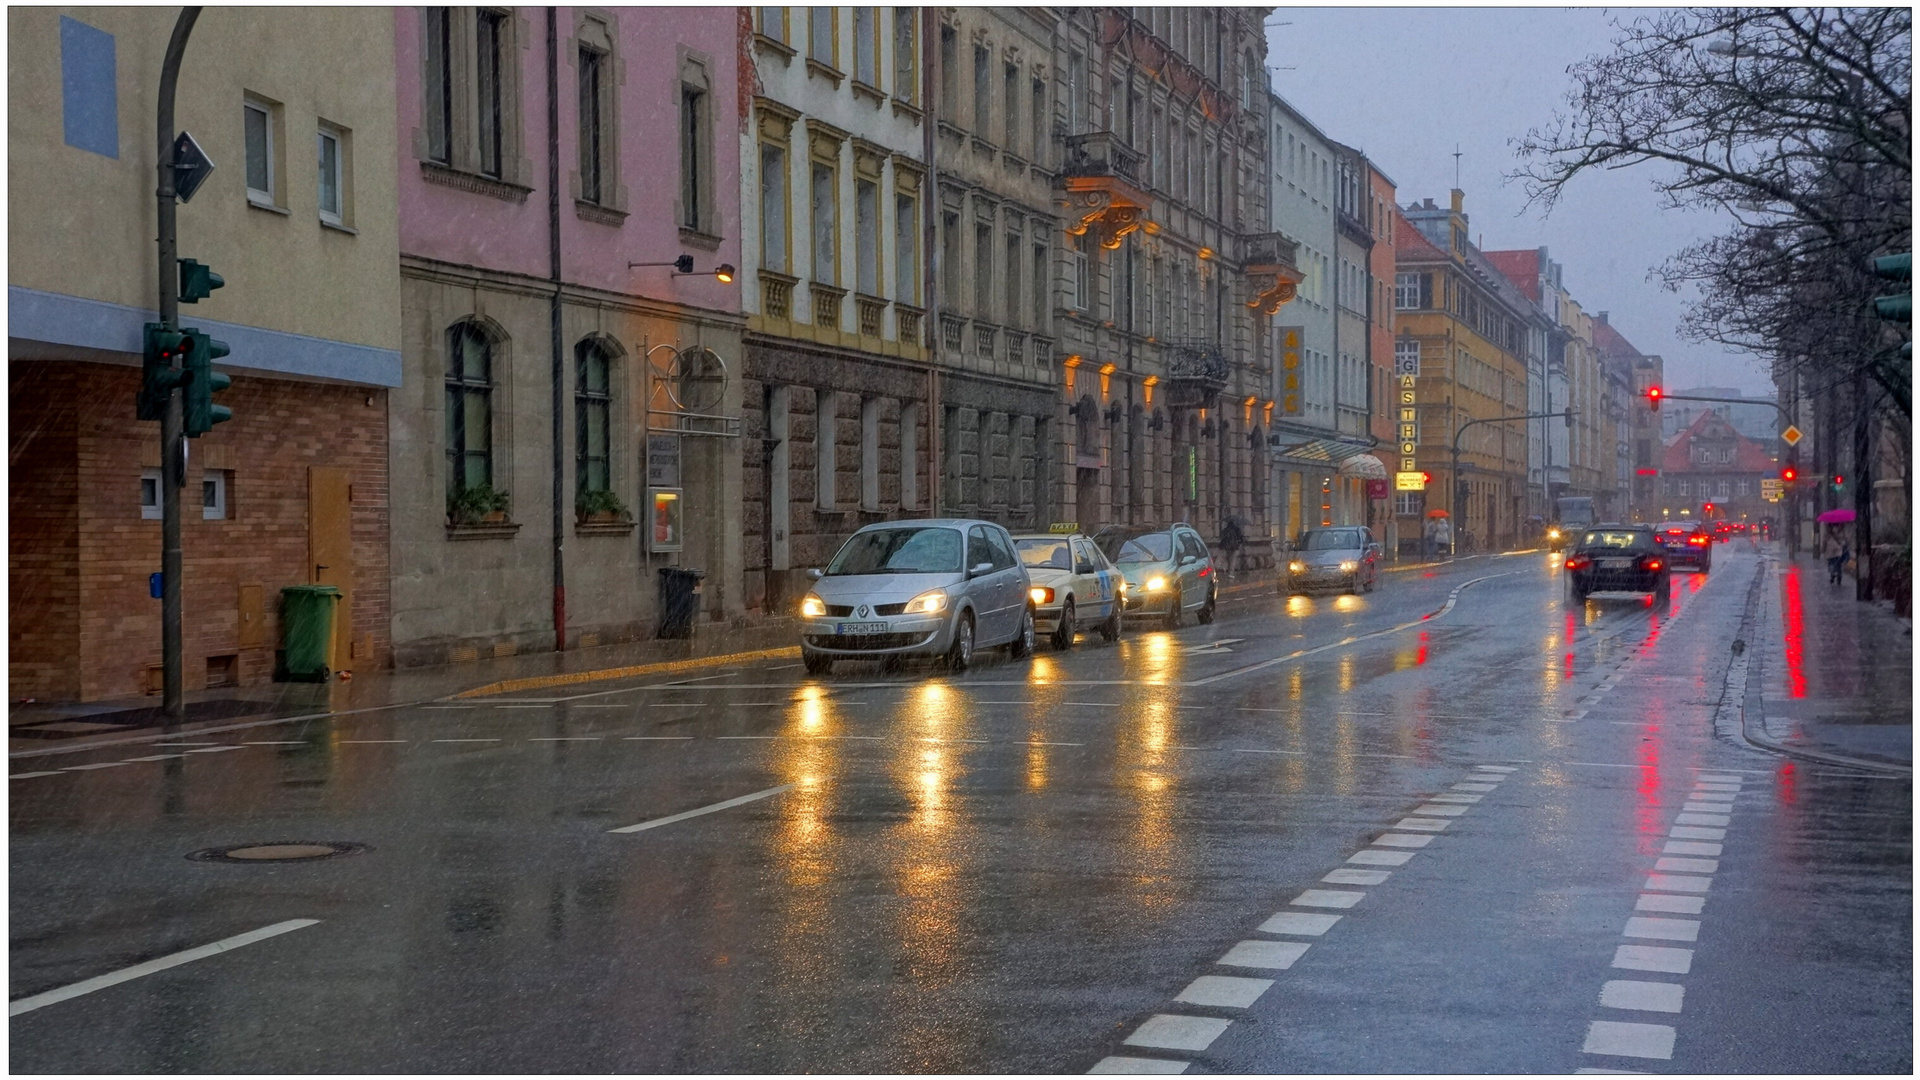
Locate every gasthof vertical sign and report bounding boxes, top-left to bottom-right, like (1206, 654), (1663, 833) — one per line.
(1278, 327), (1304, 416)
(1394, 340), (1420, 475)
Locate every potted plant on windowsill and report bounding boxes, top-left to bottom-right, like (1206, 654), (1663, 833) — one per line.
(448, 483), (511, 526)
(575, 488), (631, 525)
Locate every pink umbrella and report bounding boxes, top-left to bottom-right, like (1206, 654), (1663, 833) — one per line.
(1816, 508), (1856, 524)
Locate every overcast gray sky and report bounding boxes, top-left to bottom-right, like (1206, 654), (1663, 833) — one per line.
(1266, 6), (1774, 395)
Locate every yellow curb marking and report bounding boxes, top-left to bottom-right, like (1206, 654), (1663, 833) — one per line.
(451, 646), (802, 700)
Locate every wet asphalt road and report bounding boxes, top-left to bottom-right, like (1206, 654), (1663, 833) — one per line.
(10, 543), (1911, 1073)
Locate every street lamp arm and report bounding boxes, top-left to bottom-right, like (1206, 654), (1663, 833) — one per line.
(1656, 392), (1787, 421)
(1450, 410), (1577, 454)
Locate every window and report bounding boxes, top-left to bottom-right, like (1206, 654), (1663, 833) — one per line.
(1395, 492), (1423, 516)
(968, 526), (993, 571)
(1067, 53), (1085, 132)
(1737, 479), (1751, 497)
(856, 179), (879, 294)
(1032, 243), (1048, 329)
(60, 16), (119, 159)
(680, 68), (713, 231)
(811, 161), (836, 283)
(423, 8), (452, 163)
(476, 9), (506, 177)
(1030, 80), (1047, 163)
(938, 25), (956, 121)
(854, 8), (877, 85)
(244, 99), (274, 203)
(816, 390), (838, 509)
(1070, 233), (1088, 311)
(140, 468), (162, 520)
(1005, 227), (1022, 327)
(941, 210), (961, 312)
(1679, 480), (1691, 496)
(317, 124), (345, 225)
(808, 7), (834, 66)
(893, 9), (917, 102)
(1004, 62), (1020, 150)
(861, 396), (882, 509)
(575, 340), (612, 496)
(760, 142), (788, 271)
(578, 44), (606, 204)
(973, 45), (991, 136)
(894, 192), (918, 303)
(202, 471), (229, 521)
(1719, 480), (1732, 499)
(445, 322), (495, 498)
(758, 7), (788, 44)
(974, 221), (993, 317)
(1144, 257), (1158, 337)
(1394, 272), (1425, 310)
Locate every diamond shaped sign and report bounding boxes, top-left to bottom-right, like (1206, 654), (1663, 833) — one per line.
(1781, 424), (1803, 446)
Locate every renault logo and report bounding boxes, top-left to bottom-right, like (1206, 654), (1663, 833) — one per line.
(856, 604), (869, 617)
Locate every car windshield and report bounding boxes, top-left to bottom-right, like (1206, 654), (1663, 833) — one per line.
(1302, 529), (1363, 550)
(826, 527), (963, 575)
(1102, 532), (1172, 564)
(1017, 539), (1073, 570)
(1581, 530), (1656, 551)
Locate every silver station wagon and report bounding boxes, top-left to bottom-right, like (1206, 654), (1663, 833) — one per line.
(799, 520), (1035, 675)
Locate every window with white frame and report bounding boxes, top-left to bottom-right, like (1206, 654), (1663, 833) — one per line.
(244, 97), (277, 205)
(141, 468), (163, 520)
(317, 123), (347, 226)
(894, 190), (918, 303)
(810, 160), (837, 284)
(203, 470), (229, 520)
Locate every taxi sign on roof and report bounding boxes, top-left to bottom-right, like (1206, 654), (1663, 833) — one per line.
(1048, 522), (1079, 533)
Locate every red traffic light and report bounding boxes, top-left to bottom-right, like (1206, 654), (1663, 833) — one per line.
(1781, 467), (1798, 483)
(1832, 475), (1844, 487)
(1646, 385), (1663, 411)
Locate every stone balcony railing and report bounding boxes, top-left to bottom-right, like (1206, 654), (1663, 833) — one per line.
(810, 282), (846, 330)
(759, 271), (797, 321)
(895, 303), (924, 346)
(1063, 131), (1145, 186)
(855, 293), (887, 338)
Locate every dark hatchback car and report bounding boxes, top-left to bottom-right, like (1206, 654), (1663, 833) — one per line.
(1654, 520), (1713, 573)
(1563, 525), (1671, 603)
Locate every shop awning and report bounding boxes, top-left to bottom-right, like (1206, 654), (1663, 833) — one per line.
(1338, 453), (1389, 479)
(1270, 434), (1379, 466)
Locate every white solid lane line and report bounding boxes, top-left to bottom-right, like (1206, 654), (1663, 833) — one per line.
(10, 771), (63, 779)
(9, 919), (321, 1017)
(1088, 1056), (1187, 1074)
(609, 783), (795, 834)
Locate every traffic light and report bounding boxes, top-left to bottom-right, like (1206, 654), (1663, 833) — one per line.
(1703, 501), (1715, 517)
(1564, 405), (1575, 428)
(1646, 385), (1663, 412)
(1872, 253), (1910, 322)
(1831, 474), (1845, 493)
(137, 322), (190, 421)
(178, 258), (224, 304)
(1781, 466), (1798, 486)
(181, 327), (233, 436)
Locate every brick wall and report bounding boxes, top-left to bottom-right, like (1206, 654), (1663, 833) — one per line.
(9, 366), (81, 700)
(10, 360), (390, 703)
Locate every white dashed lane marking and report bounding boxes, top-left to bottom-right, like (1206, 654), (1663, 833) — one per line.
(1601, 979), (1685, 1014)
(1174, 975), (1274, 1009)
(1584, 1020), (1677, 1060)
(1257, 912), (1340, 936)
(1217, 940), (1311, 970)
(1123, 1015), (1232, 1053)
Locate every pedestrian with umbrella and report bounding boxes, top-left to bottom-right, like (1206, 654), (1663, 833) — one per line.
(1818, 508), (1856, 586)
(1219, 514), (1248, 578)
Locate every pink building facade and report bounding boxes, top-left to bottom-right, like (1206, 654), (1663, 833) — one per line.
(390, 6), (746, 665)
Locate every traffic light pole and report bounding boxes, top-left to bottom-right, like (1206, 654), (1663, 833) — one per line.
(156, 7), (201, 725)
(1449, 409), (1574, 556)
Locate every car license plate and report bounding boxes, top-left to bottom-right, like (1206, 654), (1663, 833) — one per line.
(835, 621), (889, 635)
(1600, 558), (1631, 569)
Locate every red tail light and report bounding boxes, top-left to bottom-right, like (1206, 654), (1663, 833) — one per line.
(1564, 555), (1590, 570)
(1689, 535), (1709, 546)
(1642, 557), (1664, 571)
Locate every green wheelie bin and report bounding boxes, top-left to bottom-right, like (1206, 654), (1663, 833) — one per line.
(279, 584), (341, 681)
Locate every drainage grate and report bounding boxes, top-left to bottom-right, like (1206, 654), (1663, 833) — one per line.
(188, 841), (369, 863)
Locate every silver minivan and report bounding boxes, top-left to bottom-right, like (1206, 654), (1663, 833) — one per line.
(799, 519), (1035, 674)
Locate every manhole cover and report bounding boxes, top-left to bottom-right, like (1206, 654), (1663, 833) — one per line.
(188, 841), (368, 863)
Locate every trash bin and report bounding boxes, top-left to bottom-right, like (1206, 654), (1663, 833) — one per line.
(279, 585), (341, 681)
(657, 567), (706, 639)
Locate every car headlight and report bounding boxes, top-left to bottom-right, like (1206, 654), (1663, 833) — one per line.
(1288, 561), (1305, 573)
(800, 593), (826, 617)
(1339, 561), (1358, 572)
(1030, 586), (1054, 605)
(1114, 578), (1126, 592)
(1548, 528), (1562, 539)
(1146, 576), (1167, 592)
(904, 589), (948, 614)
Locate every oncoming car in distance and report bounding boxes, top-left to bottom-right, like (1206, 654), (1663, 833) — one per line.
(1563, 525), (1671, 604)
(1011, 528), (1124, 649)
(1284, 525), (1381, 595)
(799, 520), (1034, 675)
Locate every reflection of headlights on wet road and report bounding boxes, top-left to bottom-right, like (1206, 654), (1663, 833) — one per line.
(905, 589), (948, 613)
(1339, 561), (1358, 572)
(1289, 561), (1305, 573)
(800, 593), (826, 617)
(1146, 576), (1167, 592)
(1029, 587), (1053, 604)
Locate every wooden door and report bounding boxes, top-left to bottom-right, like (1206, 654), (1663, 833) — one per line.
(307, 467), (353, 671)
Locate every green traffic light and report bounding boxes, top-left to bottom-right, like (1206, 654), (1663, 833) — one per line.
(181, 327), (235, 436)
(179, 259), (224, 304)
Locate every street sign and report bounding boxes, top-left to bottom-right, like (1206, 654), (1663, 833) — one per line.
(1366, 478), (1389, 501)
(1395, 471), (1427, 491)
(172, 131), (215, 203)
(1761, 478), (1783, 495)
(1781, 424), (1802, 446)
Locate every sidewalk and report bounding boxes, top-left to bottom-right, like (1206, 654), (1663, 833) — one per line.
(9, 616), (805, 757)
(1753, 552), (1913, 769)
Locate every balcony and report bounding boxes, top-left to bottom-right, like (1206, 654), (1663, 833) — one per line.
(1242, 232), (1306, 316)
(1061, 132), (1150, 251)
(1005, 331), (1027, 365)
(895, 303), (924, 346)
(1164, 340), (1230, 409)
(976, 324), (998, 359)
(941, 314), (965, 353)
(810, 282), (846, 330)
(760, 271), (796, 321)
(855, 294), (887, 338)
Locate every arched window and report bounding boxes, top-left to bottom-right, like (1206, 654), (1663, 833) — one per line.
(445, 321), (496, 497)
(575, 339), (613, 495)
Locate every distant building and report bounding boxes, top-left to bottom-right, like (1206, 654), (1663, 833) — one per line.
(1664, 386), (1779, 448)
(1659, 411), (1776, 524)
(1592, 313), (1660, 522)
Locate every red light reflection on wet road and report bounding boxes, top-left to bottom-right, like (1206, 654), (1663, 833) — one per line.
(1782, 565), (1807, 698)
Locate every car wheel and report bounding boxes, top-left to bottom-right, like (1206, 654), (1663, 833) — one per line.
(1100, 603), (1123, 642)
(1167, 588), (1185, 628)
(1009, 607), (1035, 659)
(944, 612), (975, 673)
(803, 651), (832, 676)
(1052, 598), (1076, 650)
(1197, 587), (1216, 624)
(1345, 574), (1360, 595)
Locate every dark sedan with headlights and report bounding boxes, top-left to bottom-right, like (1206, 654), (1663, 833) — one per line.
(1563, 525), (1671, 603)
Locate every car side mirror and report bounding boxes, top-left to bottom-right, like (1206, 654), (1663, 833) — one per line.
(970, 561), (995, 577)
(806, 568), (824, 580)
(1180, 554), (1197, 566)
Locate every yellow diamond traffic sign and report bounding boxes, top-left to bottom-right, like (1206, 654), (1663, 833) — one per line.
(1782, 425), (1802, 446)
